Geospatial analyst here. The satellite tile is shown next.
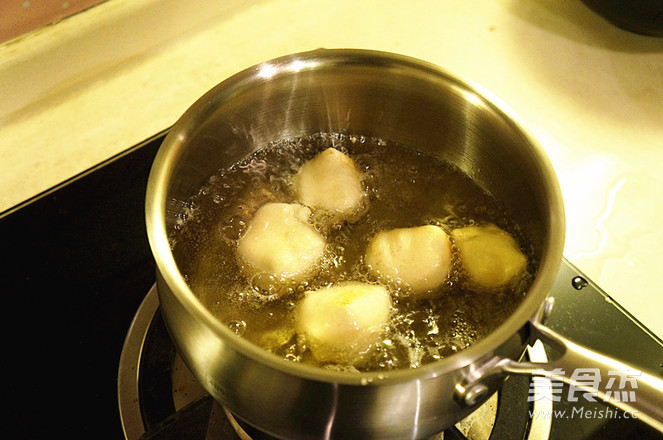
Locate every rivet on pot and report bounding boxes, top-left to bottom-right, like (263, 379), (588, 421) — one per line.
(463, 383), (489, 406)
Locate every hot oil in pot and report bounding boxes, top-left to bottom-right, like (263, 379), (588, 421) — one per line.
(170, 133), (535, 372)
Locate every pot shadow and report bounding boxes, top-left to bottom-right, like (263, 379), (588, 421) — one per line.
(506, 0), (663, 52)
(502, 0), (663, 133)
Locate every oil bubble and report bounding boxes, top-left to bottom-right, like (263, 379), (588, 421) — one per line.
(227, 320), (247, 336)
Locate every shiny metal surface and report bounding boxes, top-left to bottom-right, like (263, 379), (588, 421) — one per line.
(457, 323), (663, 434)
(529, 321), (663, 432)
(456, 260), (663, 434)
(145, 49), (566, 439)
(117, 284), (557, 439)
(117, 283), (161, 440)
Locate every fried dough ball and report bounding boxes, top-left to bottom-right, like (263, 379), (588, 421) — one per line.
(236, 202), (326, 293)
(365, 225), (452, 294)
(296, 282), (392, 364)
(451, 224), (527, 288)
(293, 148), (365, 220)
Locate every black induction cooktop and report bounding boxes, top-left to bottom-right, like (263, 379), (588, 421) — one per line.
(1, 131), (662, 440)
(0, 132), (164, 439)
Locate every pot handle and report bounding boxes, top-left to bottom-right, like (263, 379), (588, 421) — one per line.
(500, 318), (663, 433)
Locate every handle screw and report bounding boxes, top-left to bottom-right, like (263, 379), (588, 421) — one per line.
(463, 383), (489, 406)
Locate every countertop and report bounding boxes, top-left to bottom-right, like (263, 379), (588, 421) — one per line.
(1, 0), (662, 338)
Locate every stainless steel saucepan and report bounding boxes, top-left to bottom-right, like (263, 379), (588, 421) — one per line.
(145, 49), (663, 439)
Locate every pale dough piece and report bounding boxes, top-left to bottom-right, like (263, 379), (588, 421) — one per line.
(236, 202), (326, 293)
(451, 224), (527, 288)
(293, 148), (365, 220)
(365, 225), (452, 294)
(296, 282), (392, 363)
